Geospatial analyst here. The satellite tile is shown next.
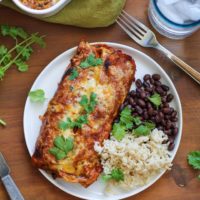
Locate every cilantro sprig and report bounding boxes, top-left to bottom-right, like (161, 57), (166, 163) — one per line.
(102, 168), (124, 182)
(0, 25), (45, 80)
(187, 151), (200, 180)
(58, 93), (97, 131)
(49, 136), (74, 160)
(80, 54), (103, 68)
(28, 89), (46, 103)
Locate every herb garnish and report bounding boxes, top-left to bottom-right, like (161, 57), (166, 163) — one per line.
(69, 69), (79, 80)
(0, 119), (6, 127)
(148, 93), (161, 108)
(188, 151), (200, 180)
(28, 89), (46, 103)
(58, 93), (97, 131)
(0, 25), (45, 80)
(49, 136), (74, 160)
(112, 107), (156, 140)
(102, 168), (124, 182)
(80, 54), (103, 68)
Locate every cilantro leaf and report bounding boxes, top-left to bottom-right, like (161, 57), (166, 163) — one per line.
(148, 93), (161, 108)
(133, 116), (142, 126)
(32, 34), (46, 48)
(120, 107), (134, 129)
(69, 68), (79, 80)
(112, 123), (126, 141)
(15, 59), (28, 72)
(79, 93), (97, 114)
(28, 89), (46, 103)
(0, 68), (5, 80)
(0, 118), (6, 126)
(16, 45), (33, 61)
(74, 114), (88, 128)
(0, 45), (8, 58)
(144, 121), (155, 130)
(80, 54), (103, 68)
(1, 25), (28, 40)
(134, 125), (151, 136)
(102, 168), (124, 182)
(49, 136), (74, 160)
(188, 151), (200, 170)
(58, 118), (75, 131)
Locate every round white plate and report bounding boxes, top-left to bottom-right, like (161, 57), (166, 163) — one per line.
(23, 43), (182, 200)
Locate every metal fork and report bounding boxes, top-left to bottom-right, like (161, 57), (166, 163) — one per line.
(116, 10), (200, 85)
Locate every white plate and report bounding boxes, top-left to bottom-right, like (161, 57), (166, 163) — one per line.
(23, 43), (182, 200)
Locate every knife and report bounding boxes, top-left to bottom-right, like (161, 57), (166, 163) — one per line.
(0, 153), (24, 200)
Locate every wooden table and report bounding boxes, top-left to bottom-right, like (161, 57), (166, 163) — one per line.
(0, 0), (200, 200)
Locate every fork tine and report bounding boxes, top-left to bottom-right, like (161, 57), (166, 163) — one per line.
(122, 10), (148, 33)
(119, 12), (145, 36)
(117, 16), (142, 39)
(116, 19), (141, 43)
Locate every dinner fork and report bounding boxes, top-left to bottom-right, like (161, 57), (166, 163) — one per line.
(116, 10), (200, 85)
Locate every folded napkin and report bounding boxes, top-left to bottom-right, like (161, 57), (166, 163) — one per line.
(1, 0), (126, 28)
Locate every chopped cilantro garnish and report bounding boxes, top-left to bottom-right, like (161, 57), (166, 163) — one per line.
(80, 54), (103, 68)
(28, 89), (46, 103)
(79, 92), (97, 114)
(112, 123), (126, 141)
(49, 136), (73, 160)
(69, 68), (79, 80)
(0, 118), (6, 126)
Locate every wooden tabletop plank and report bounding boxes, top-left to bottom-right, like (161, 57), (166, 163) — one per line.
(0, 0), (200, 199)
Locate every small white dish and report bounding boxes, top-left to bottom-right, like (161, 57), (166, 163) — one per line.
(12, 0), (71, 18)
(23, 42), (183, 200)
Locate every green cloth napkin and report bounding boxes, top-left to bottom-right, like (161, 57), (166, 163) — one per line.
(1, 0), (126, 28)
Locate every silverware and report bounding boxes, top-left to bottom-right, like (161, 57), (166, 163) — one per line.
(117, 10), (200, 85)
(0, 153), (24, 200)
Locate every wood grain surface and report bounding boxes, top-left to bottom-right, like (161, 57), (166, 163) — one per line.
(0, 0), (200, 200)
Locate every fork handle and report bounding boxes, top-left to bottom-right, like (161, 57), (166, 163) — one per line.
(155, 44), (200, 85)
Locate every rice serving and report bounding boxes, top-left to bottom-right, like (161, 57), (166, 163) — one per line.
(94, 129), (172, 190)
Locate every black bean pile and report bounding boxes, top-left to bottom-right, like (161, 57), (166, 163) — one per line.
(122, 74), (178, 151)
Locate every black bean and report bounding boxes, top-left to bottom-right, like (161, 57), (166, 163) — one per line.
(144, 74), (151, 81)
(163, 103), (169, 108)
(148, 108), (154, 116)
(169, 107), (174, 114)
(130, 90), (136, 97)
(124, 101), (128, 107)
(163, 107), (171, 114)
(154, 81), (162, 86)
(128, 97), (134, 105)
(152, 110), (157, 116)
(140, 91), (146, 99)
(164, 115), (171, 120)
(166, 94), (174, 102)
(158, 112), (164, 119)
(145, 87), (153, 93)
(156, 86), (164, 95)
(155, 115), (161, 123)
(137, 99), (146, 108)
(173, 127), (178, 136)
(161, 119), (166, 126)
(165, 129), (172, 136)
(132, 112), (138, 116)
(161, 84), (170, 91)
(171, 117), (178, 122)
(157, 126), (164, 131)
(143, 112), (149, 120)
(150, 77), (155, 84)
(171, 111), (177, 118)
(152, 74), (161, 81)
(136, 79), (142, 88)
(171, 122), (176, 129)
(135, 106), (143, 115)
(143, 82), (150, 88)
(162, 96), (167, 103)
(166, 121), (171, 130)
(168, 136), (174, 144)
(168, 142), (175, 151)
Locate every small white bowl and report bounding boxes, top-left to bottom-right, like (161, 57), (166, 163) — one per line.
(12, 0), (71, 18)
